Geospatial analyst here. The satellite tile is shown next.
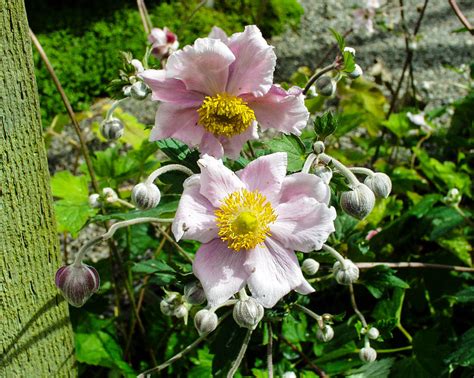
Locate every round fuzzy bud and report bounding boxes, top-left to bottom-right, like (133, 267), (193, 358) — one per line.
(233, 297), (264, 330)
(313, 141), (325, 154)
(282, 373), (297, 378)
(130, 81), (149, 100)
(359, 346), (377, 363)
(340, 184), (375, 219)
(364, 173), (392, 198)
(367, 327), (380, 340)
(315, 76), (336, 97)
(88, 193), (101, 208)
(333, 259), (360, 285)
(184, 282), (206, 305)
(316, 324), (335, 342)
(314, 165), (333, 184)
(102, 187), (118, 204)
(131, 183), (161, 210)
(173, 304), (188, 319)
(444, 188), (462, 206)
(344, 46), (356, 56)
(100, 117), (124, 141)
(194, 309), (218, 335)
(348, 64), (363, 79)
(302, 258), (320, 275)
(55, 263), (100, 307)
(160, 299), (173, 316)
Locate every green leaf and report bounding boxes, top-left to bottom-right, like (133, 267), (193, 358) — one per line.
(157, 138), (200, 171)
(51, 171), (90, 200)
(342, 51), (356, 73)
(75, 331), (135, 376)
(372, 288), (406, 325)
(54, 199), (97, 237)
(446, 327), (474, 367)
(132, 259), (175, 274)
(314, 111), (338, 138)
(382, 113), (410, 138)
(282, 312), (308, 342)
(413, 328), (450, 376)
(437, 237), (472, 266)
(453, 287), (474, 304)
(346, 358), (394, 378)
(390, 357), (431, 378)
(329, 28), (345, 51)
(266, 134), (306, 172)
(362, 266), (410, 299)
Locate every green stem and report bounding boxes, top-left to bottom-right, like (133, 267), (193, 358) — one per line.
(227, 329), (253, 378)
(318, 153), (360, 188)
(397, 323), (413, 343)
(376, 345), (413, 353)
(303, 63), (337, 95)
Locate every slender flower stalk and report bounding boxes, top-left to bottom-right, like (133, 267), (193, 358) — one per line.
(303, 64), (338, 95)
(318, 153), (360, 188)
(146, 164), (194, 185)
(73, 217), (173, 266)
(302, 153), (318, 174)
(227, 329), (253, 378)
(321, 244), (346, 266)
(349, 167), (375, 177)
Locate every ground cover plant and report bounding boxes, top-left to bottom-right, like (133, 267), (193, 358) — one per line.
(2, 0), (473, 377)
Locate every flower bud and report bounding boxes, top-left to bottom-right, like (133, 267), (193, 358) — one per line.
(313, 141), (325, 154)
(314, 165), (333, 184)
(282, 373), (297, 378)
(340, 184), (375, 219)
(233, 297), (264, 330)
(194, 309), (218, 335)
(130, 81), (149, 100)
(102, 187), (118, 204)
(55, 263), (100, 307)
(443, 188), (462, 206)
(333, 259), (360, 285)
(184, 282), (206, 305)
(348, 64), (363, 79)
(173, 304), (188, 319)
(315, 75), (336, 97)
(131, 59), (144, 74)
(359, 346), (377, 362)
(88, 193), (101, 208)
(344, 46), (356, 56)
(131, 183), (161, 210)
(302, 258), (320, 275)
(316, 324), (334, 342)
(364, 173), (392, 198)
(160, 299), (173, 316)
(367, 327), (380, 340)
(100, 117), (124, 141)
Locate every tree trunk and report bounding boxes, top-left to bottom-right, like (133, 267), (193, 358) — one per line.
(0, 0), (76, 375)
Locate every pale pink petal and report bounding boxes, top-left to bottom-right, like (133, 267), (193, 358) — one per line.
(244, 238), (314, 308)
(279, 173), (331, 205)
(198, 154), (244, 207)
(172, 175), (218, 243)
(140, 69), (204, 106)
(199, 132), (225, 159)
(193, 239), (249, 307)
(166, 38), (235, 95)
(238, 152), (287, 204)
(248, 85), (309, 135)
(271, 198), (336, 253)
(208, 26), (228, 43)
(219, 121), (258, 160)
(150, 103), (204, 147)
(226, 25), (276, 97)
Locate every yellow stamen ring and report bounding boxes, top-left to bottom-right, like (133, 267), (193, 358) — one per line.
(215, 189), (277, 251)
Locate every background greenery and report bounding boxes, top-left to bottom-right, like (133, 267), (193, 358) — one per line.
(26, 0), (303, 123)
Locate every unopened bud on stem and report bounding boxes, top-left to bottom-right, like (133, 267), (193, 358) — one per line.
(233, 297), (264, 330)
(315, 76), (336, 97)
(359, 346), (377, 362)
(367, 327), (380, 340)
(333, 259), (359, 285)
(364, 173), (392, 198)
(184, 282), (206, 305)
(316, 324), (334, 342)
(302, 258), (320, 275)
(100, 117), (124, 141)
(194, 309), (218, 335)
(131, 183), (161, 210)
(340, 184), (375, 219)
(55, 263), (100, 307)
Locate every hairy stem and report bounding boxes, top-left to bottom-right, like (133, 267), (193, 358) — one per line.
(227, 329), (253, 378)
(349, 283), (368, 328)
(355, 262), (474, 273)
(318, 153), (360, 188)
(448, 0), (474, 35)
(146, 164), (194, 185)
(303, 64), (337, 95)
(321, 244), (346, 266)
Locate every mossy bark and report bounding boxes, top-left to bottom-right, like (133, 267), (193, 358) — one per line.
(0, 0), (76, 375)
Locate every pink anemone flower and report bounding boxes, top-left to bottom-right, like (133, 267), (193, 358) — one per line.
(148, 27), (179, 60)
(141, 25), (309, 159)
(172, 153), (336, 308)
